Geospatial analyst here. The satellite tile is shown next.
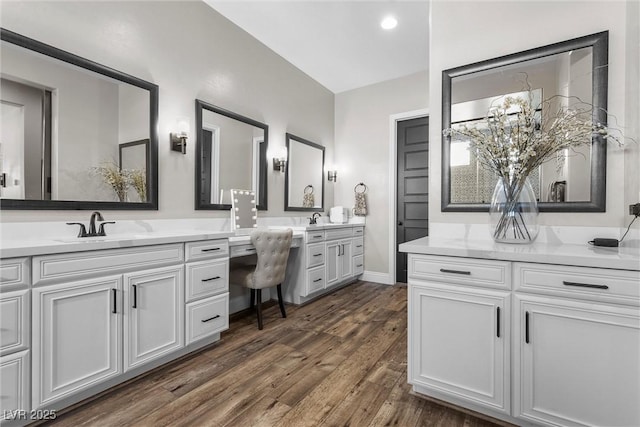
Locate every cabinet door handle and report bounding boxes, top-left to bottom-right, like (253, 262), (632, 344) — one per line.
(313, 278), (322, 283)
(201, 314), (221, 323)
(496, 307), (501, 338)
(112, 289), (117, 314)
(562, 281), (608, 290)
(201, 247), (221, 252)
(202, 276), (221, 282)
(525, 311), (530, 344)
(439, 268), (471, 275)
(356, 245), (363, 248)
(313, 253), (322, 257)
(132, 284), (138, 309)
(356, 264), (363, 267)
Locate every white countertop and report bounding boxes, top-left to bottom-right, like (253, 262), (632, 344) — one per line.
(399, 236), (640, 271)
(1, 230), (236, 258)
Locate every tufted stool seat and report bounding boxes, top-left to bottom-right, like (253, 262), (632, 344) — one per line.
(230, 229), (293, 330)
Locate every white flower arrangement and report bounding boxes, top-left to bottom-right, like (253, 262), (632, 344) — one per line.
(94, 162), (132, 202)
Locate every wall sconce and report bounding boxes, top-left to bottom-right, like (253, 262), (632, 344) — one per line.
(273, 157), (287, 172)
(272, 147), (287, 172)
(327, 170), (337, 182)
(170, 117), (190, 154)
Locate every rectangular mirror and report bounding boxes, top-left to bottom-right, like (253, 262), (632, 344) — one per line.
(0, 28), (158, 209)
(285, 133), (324, 212)
(195, 99), (268, 210)
(442, 31), (608, 212)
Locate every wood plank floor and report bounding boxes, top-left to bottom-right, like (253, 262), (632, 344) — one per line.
(49, 282), (514, 427)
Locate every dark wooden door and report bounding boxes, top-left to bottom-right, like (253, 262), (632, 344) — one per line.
(396, 116), (429, 283)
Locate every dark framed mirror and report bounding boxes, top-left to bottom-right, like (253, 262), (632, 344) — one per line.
(195, 99), (268, 210)
(285, 133), (325, 212)
(0, 28), (158, 210)
(442, 31), (608, 212)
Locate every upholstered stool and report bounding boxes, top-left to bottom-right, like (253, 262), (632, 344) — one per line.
(230, 229), (293, 330)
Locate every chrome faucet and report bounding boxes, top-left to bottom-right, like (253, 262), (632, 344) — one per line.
(67, 211), (115, 237)
(309, 212), (321, 225)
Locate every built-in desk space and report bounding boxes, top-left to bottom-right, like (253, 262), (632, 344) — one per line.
(227, 231), (304, 258)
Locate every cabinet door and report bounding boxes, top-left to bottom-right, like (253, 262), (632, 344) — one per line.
(123, 265), (184, 372)
(514, 295), (640, 427)
(409, 283), (510, 414)
(32, 276), (122, 408)
(0, 350), (30, 417)
(325, 242), (340, 287)
(339, 240), (353, 280)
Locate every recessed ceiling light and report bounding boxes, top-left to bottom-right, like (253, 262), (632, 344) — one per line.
(380, 16), (398, 30)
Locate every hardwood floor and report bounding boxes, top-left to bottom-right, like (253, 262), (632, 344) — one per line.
(49, 282), (513, 427)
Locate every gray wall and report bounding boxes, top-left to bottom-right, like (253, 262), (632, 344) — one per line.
(0, 0), (334, 221)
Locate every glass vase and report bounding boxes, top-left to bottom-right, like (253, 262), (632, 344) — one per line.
(489, 176), (539, 244)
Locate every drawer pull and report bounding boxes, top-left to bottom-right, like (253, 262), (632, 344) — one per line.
(201, 314), (221, 323)
(356, 245), (363, 248)
(313, 278), (322, 283)
(439, 268), (471, 275)
(112, 289), (117, 314)
(562, 281), (609, 290)
(525, 311), (530, 344)
(132, 284), (138, 308)
(356, 264), (363, 267)
(201, 247), (221, 252)
(496, 307), (501, 338)
(313, 253), (322, 257)
(246, 248), (255, 252)
(313, 235), (322, 238)
(202, 276), (221, 282)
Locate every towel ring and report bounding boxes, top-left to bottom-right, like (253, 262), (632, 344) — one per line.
(354, 182), (367, 194)
(304, 185), (314, 194)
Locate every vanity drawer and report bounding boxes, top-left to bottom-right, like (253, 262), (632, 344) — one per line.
(408, 254), (510, 290)
(32, 244), (184, 286)
(307, 243), (325, 268)
(306, 266), (325, 295)
(186, 293), (229, 345)
(352, 226), (364, 237)
(514, 262), (640, 306)
(186, 259), (229, 302)
(306, 230), (325, 244)
(353, 237), (364, 256)
(325, 228), (352, 241)
(185, 240), (229, 262)
(230, 244), (256, 258)
(0, 257), (30, 290)
(0, 289), (29, 355)
(353, 255), (364, 275)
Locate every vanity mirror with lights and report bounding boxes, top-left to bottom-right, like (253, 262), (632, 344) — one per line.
(195, 100), (268, 210)
(441, 31), (608, 212)
(0, 28), (158, 209)
(285, 133), (324, 212)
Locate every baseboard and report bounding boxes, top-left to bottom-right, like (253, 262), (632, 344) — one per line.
(361, 270), (394, 285)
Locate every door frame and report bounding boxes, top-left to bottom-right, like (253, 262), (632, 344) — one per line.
(388, 108), (429, 284)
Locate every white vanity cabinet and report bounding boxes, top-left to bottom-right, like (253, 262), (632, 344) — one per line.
(325, 239), (353, 288)
(123, 265), (184, 372)
(404, 245), (640, 427)
(32, 276), (122, 408)
(407, 255), (510, 415)
(1, 258), (31, 425)
(30, 243), (186, 409)
(184, 240), (229, 345)
(513, 263), (640, 427)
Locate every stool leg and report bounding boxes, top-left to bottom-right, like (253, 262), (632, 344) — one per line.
(277, 284), (287, 318)
(249, 288), (255, 310)
(256, 289), (263, 330)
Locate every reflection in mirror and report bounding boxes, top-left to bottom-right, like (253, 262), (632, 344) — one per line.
(442, 31), (608, 212)
(0, 28), (158, 209)
(285, 133), (324, 212)
(119, 139), (149, 203)
(230, 189), (257, 230)
(195, 100), (268, 210)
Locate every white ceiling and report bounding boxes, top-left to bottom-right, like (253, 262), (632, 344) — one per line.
(204, 0), (429, 94)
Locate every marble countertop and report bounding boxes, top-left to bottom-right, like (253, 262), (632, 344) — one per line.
(399, 237), (640, 271)
(269, 223), (363, 231)
(1, 230), (236, 258)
